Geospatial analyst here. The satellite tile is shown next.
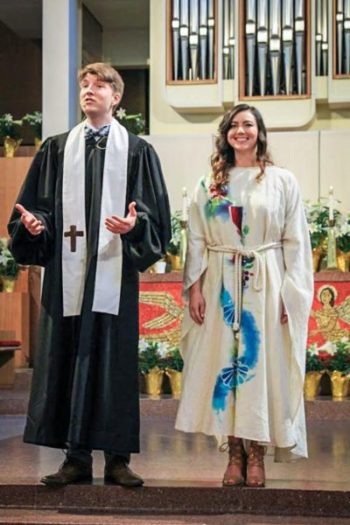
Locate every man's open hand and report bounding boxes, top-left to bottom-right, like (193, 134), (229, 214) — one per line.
(105, 201), (137, 234)
(15, 204), (45, 236)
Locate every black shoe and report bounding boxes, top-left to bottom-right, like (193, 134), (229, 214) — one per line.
(104, 458), (144, 487)
(40, 457), (93, 486)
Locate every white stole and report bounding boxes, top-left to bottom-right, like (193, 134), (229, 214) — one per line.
(62, 119), (129, 317)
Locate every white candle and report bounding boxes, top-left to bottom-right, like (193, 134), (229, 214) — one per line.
(329, 186), (334, 221)
(182, 186), (188, 221)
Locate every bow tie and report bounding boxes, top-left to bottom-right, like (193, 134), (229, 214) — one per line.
(84, 125), (110, 141)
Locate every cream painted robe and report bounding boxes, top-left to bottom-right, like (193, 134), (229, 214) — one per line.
(175, 166), (313, 461)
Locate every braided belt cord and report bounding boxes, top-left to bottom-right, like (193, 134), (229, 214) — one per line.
(207, 242), (282, 335)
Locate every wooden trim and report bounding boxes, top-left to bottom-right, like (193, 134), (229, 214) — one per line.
(0, 157), (33, 237)
(166, 0), (172, 84)
(314, 271), (350, 282)
(213, 0), (218, 83)
(238, 0), (246, 99)
(305, 0), (312, 96)
(140, 271), (183, 283)
(241, 94), (311, 101)
(332, 0), (337, 78)
(332, 0), (350, 79)
(166, 0), (218, 85)
(166, 79), (217, 85)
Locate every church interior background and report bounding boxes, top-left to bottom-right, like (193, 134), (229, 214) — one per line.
(0, 0), (349, 523)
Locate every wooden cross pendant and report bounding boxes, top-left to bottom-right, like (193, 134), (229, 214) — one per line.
(64, 225), (84, 252)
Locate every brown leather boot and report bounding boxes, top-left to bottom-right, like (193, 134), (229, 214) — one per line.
(40, 458), (92, 486)
(104, 456), (144, 487)
(222, 436), (246, 486)
(246, 441), (266, 487)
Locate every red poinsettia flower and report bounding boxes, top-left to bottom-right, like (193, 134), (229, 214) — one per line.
(318, 350), (332, 363)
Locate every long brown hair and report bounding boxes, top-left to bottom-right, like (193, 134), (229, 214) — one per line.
(211, 104), (273, 187)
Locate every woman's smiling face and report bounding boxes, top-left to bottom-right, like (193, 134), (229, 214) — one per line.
(226, 109), (259, 155)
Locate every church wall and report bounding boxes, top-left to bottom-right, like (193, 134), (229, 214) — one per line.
(319, 130), (350, 213)
(145, 134), (214, 212)
(82, 5), (103, 65)
(268, 132), (319, 202)
(103, 29), (149, 67)
(145, 129), (348, 213)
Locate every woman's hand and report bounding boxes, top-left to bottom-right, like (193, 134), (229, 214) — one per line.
(15, 203), (45, 236)
(105, 201), (137, 234)
(189, 281), (206, 325)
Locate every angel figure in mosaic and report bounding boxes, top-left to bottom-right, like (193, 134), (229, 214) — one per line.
(310, 285), (350, 342)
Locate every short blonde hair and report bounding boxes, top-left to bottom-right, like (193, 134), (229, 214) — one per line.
(78, 62), (124, 97)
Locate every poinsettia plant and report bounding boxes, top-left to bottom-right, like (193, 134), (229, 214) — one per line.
(335, 213), (350, 253)
(304, 199), (348, 251)
(306, 339), (350, 375)
(138, 339), (169, 373)
(161, 347), (183, 372)
(22, 111), (42, 139)
(0, 238), (19, 279)
(327, 339), (350, 374)
(115, 108), (145, 135)
(167, 211), (181, 256)
(0, 113), (22, 140)
(306, 344), (327, 372)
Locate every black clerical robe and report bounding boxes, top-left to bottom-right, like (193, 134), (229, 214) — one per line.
(8, 131), (171, 452)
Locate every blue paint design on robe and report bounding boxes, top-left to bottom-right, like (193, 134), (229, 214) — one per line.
(212, 287), (260, 412)
(205, 198), (232, 221)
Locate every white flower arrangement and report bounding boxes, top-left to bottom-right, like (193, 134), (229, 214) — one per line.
(167, 210), (182, 256)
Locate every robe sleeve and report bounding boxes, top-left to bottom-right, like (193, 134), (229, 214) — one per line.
(7, 138), (57, 266)
(183, 178), (208, 296)
(122, 141), (171, 272)
(281, 171), (314, 418)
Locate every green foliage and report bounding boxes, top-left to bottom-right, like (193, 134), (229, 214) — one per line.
(328, 343), (350, 374)
(138, 340), (168, 374)
(167, 211), (182, 256)
(335, 213), (350, 253)
(304, 199), (350, 253)
(306, 340), (350, 374)
(0, 113), (22, 139)
(115, 108), (145, 135)
(304, 201), (331, 250)
(22, 111), (42, 138)
(138, 340), (184, 373)
(0, 238), (19, 278)
(162, 347), (183, 372)
(305, 349), (325, 372)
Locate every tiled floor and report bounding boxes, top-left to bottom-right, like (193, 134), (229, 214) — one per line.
(0, 412), (349, 523)
(0, 415), (349, 491)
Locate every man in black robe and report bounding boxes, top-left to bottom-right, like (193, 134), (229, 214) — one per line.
(8, 63), (171, 486)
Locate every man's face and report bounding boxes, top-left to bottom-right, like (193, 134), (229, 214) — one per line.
(79, 73), (121, 120)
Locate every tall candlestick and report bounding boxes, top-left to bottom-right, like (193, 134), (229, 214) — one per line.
(329, 186), (334, 221)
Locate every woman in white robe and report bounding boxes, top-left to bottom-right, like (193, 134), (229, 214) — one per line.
(175, 104), (313, 487)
